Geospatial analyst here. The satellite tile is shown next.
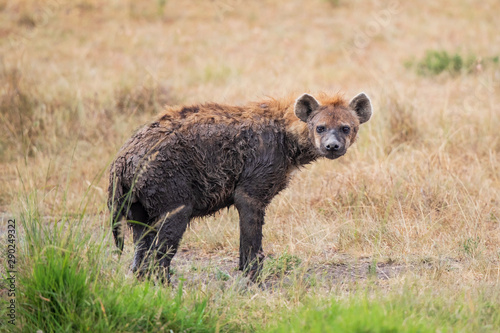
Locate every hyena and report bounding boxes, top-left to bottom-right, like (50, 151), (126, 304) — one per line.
(108, 92), (372, 282)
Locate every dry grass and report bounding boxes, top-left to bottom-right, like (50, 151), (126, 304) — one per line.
(1, 0), (499, 330)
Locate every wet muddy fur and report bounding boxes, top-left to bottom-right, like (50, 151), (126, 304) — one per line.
(108, 92), (372, 282)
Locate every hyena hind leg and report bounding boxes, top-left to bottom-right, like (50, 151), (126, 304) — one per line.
(154, 204), (193, 284)
(129, 202), (156, 278)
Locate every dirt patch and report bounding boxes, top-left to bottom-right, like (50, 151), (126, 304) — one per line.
(168, 248), (411, 288)
(307, 260), (407, 282)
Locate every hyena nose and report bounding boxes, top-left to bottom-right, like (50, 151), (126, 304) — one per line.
(325, 143), (340, 151)
(325, 141), (341, 151)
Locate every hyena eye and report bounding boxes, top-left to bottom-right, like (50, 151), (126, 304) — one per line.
(316, 126), (325, 133)
(342, 126), (350, 134)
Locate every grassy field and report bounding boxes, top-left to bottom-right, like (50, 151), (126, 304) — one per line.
(1, 0), (499, 331)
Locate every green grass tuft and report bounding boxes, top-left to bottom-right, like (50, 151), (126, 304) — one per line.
(263, 250), (301, 277)
(416, 50), (473, 75)
(14, 199), (220, 332)
(407, 50), (499, 76)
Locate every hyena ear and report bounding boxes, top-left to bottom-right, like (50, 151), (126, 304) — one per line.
(294, 93), (321, 122)
(349, 92), (372, 124)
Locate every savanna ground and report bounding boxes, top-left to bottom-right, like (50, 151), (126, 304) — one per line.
(0, 0), (499, 332)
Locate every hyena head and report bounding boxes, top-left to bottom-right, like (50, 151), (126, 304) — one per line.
(294, 92), (372, 160)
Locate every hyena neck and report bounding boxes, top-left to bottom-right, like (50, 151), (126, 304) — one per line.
(284, 118), (320, 167)
(293, 139), (320, 166)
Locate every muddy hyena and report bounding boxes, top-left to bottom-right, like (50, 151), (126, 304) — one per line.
(108, 92), (372, 282)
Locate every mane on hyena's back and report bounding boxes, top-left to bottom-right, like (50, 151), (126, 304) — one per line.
(157, 93), (347, 123)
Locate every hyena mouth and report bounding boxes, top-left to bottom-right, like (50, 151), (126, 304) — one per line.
(323, 149), (346, 160)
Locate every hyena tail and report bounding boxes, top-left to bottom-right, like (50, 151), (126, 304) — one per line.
(108, 178), (128, 254)
(112, 208), (125, 253)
